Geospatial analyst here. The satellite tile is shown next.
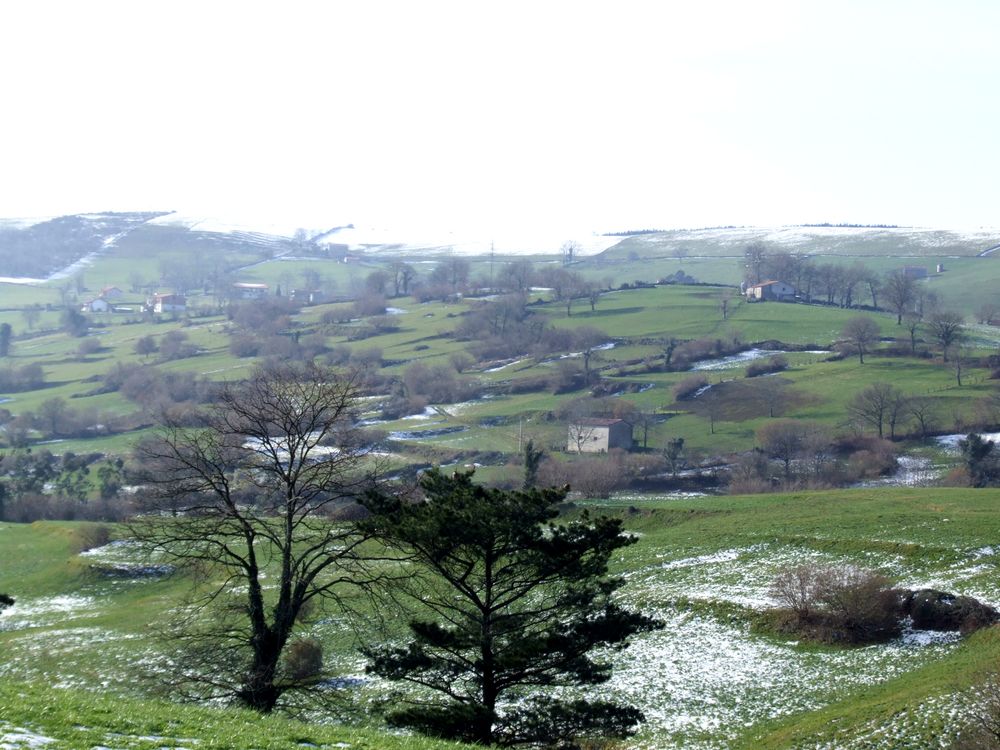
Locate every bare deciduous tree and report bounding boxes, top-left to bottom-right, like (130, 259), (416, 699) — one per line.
(753, 376), (787, 418)
(840, 316), (881, 364)
(928, 310), (965, 362)
(498, 260), (534, 293)
(719, 289), (737, 320)
(756, 419), (821, 478)
(902, 312), (922, 355)
(770, 563), (824, 619)
(389, 260), (416, 297)
(663, 437), (685, 477)
(561, 240), (581, 265)
(883, 270), (917, 325)
(567, 420), (599, 453)
(975, 304), (999, 327)
(20, 306), (41, 331)
(130, 362), (386, 712)
(848, 382), (907, 439)
(906, 397), (938, 439)
(743, 242), (767, 285)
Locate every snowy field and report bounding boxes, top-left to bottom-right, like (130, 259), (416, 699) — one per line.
(609, 538), (997, 748)
(632, 225), (1000, 253)
(2, 530), (995, 748)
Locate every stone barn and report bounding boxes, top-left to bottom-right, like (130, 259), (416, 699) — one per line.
(745, 280), (796, 302)
(567, 418), (633, 453)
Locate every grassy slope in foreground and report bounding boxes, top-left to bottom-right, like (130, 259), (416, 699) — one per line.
(5, 488), (1000, 749)
(739, 627), (1000, 749)
(0, 679), (467, 750)
(612, 487), (1000, 749)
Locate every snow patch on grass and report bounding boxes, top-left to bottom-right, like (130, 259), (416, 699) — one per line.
(0, 595), (99, 630)
(936, 432), (1000, 451)
(610, 608), (962, 749)
(658, 547), (755, 572)
(0, 725), (56, 749)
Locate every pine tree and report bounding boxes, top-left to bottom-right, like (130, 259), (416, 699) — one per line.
(522, 439), (544, 490)
(361, 469), (661, 747)
(960, 433), (996, 487)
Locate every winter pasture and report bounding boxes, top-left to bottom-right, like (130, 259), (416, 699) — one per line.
(4, 487), (1000, 748)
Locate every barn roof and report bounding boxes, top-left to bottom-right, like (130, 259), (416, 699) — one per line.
(572, 418), (626, 427)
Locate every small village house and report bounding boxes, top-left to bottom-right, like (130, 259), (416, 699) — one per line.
(290, 288), (326, 305)
(567, 418), (633, 453)
(99, 286), (125, 300)
(81, 297), (112, 313)
(232, 282), (269, 299)
(147, 293), (187, 314)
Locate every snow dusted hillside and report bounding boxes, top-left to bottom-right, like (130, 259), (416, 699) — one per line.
(5, 210), (1000, 289)
(148, 212), (620, 257)
(608, 225), (1000, 259)
(0, 212), (171, 284)
(315, 224), (620, 257)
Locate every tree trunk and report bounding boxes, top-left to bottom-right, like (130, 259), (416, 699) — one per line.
(241, 631), (284, 712)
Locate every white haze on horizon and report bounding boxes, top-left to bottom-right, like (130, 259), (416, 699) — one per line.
(2, 2), (999, 235)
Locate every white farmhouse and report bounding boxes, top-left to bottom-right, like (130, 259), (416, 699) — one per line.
(232, 282), (269, 300)
(148, 293), (187, 313)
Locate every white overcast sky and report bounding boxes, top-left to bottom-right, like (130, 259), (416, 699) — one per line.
(1, 1), (998, 235)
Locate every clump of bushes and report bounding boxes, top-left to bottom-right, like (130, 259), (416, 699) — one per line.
(0, 363), (45, 392)
(745, 354), (788, 378)
(2, 492), (134, 523)
(902, 589), (998, 634)
(762, 563), (901, 644)
(73, 523), (112, 553)
(836, 435), (898, 479)
(761, 563), (998, 645)
(673, 375), (709, 401)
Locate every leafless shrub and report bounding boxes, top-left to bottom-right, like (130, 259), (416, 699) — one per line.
(673, 375), (708, 401)
(284, 638), (324, 682)
(769, 564), (824, 619)
(745, 354), (788, 378)
(844, 439), (898, 479)
(74, 523), (112, 552)
(813, 566), (898, 635)
(726, 452), (771, 494)
(536, 454), (630, 498)
(765, 563), (901, 644)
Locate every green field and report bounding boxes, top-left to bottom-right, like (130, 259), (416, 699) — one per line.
(1, 272), (997, 472)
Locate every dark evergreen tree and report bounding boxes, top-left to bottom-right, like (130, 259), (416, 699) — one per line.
(61, 308), (89, 337)
(522, 439), (544, 490)
(360, 469), (661, 748)
(960, 433), (997, 487)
